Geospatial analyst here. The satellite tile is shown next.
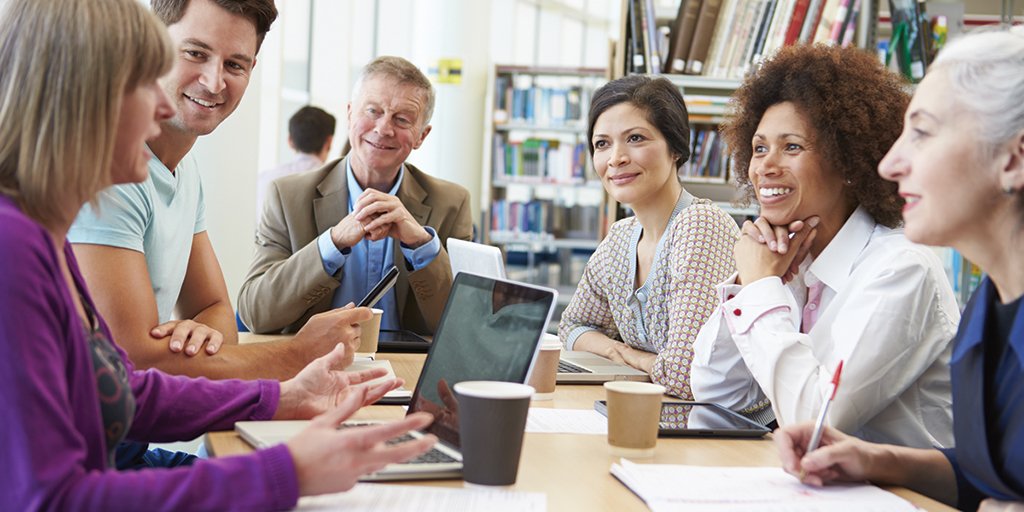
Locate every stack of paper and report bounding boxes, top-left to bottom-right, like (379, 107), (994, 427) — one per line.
(348, 359), (412, 399)
(525, 408), (607, 434)
(297, 483), (545, 511)
(610, 460), (918, 511)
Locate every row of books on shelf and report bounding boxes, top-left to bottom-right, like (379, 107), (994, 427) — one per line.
(493, 74), (589, 127)
(628, 0), (867, 79)
(490, 199), (601, 240)
(679, 128), (729, 182)
(492, 134), (591, 184)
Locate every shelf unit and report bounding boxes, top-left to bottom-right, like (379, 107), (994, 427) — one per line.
(480, 65), (609, 250)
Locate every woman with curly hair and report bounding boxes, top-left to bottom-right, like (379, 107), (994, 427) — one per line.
(776, 28), (1024, 511)
(689, 44), (959, 448)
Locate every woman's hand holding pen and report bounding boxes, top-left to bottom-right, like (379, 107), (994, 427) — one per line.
(774, 422), (877, 486)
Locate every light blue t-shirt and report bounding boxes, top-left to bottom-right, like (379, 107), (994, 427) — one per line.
(315, 161), (440, 330)
(68, 151), (206, 323)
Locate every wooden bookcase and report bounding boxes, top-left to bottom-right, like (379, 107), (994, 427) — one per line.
(481, 65), (609, 248)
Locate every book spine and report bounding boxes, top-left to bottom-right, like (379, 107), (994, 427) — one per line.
(667, 0), (703, 73)
(685, 0), (723, 75)
(799, 0), (825, 43)
(785, 0), (812, 45)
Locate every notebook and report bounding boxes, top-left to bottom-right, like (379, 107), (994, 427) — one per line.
(236, 273), (557, 481)
(447, 238), (650, 384)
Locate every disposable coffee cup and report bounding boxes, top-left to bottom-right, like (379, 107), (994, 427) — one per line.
(603, 381), (665, 458)
(357, 308), (384, 354)
(454, 381), (534, 486)
(527, 333), (562, 400)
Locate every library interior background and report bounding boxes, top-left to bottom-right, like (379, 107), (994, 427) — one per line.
(204, 0), (1023, 331)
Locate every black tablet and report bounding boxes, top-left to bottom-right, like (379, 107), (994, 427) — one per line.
(376, 329), (431, 353)
(593, 400), (771, 438)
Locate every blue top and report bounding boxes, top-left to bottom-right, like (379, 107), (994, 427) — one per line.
(0, 197), (298, 511)
(68, 151), (206, 322)
(942, 277), (1024, 510)
(316, 160), (440, 330)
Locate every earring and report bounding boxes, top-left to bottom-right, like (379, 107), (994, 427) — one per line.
(1004, 185), (1018, 195)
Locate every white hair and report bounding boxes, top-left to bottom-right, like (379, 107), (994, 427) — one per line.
(931, 26), (1024, 151)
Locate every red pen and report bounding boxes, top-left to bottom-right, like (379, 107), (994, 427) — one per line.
(805, 360), (844, 454)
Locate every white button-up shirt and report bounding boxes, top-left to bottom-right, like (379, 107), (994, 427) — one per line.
(691, 207), (959, 448)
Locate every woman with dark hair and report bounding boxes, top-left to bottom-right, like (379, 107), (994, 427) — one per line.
(558, 75), (739, 399)
(776, 27), (1024, 511)
(690, 45), (958, 448)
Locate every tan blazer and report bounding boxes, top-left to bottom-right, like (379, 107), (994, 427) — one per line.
(238, 157), (473, 335)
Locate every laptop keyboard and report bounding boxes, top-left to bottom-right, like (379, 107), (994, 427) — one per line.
(558, 359), (593, 374)
(342, 424), (457, 464)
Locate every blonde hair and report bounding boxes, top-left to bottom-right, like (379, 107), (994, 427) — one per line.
(0, 0), (173, 226)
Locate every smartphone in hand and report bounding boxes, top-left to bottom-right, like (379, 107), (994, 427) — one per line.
(358, 266), (399, 308)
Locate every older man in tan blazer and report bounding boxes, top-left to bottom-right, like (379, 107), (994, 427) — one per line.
(239, 56), (472, 335)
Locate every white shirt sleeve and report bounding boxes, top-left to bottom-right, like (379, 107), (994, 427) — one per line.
(711, 251), (955, 435)
(691, 274), (778, 412)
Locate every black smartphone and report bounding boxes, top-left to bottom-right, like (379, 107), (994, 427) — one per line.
(357, 266), (399, 308)
(593, 400), (770, 438)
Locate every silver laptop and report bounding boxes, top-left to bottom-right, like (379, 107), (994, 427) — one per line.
(447, 238), (506, 279)
(558, 350), (649, 383)
(237, 273), (556, 481)
(447, 238), (649, 384)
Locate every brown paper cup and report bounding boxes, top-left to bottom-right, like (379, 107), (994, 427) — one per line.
(604, 381), (665, 458)
(527, 334), (562, 400)
(357, 308), (383, 354)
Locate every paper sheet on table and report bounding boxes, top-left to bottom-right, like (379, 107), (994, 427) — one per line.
(610, 459), (918, 512)
(348, 359), (412, 399)
(296, 483), (546, 511)
(525, 408), (607, 434)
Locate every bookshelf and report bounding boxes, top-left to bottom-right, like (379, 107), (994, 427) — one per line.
(607, 0), (889, 224)
(481, 65), (609, 253)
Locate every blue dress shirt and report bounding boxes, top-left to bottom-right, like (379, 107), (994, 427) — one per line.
(941, 277), (1024, 510)
(315, 161), (441, 330)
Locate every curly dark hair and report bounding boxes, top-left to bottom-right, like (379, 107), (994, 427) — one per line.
(721, 44), (909, 228)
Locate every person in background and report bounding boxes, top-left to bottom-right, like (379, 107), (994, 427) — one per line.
(257, 105), (336, 213)
(690, 44), (958, 446)
(0, 0), (434, 509)
(238, 56), (473, 337)
(558, 75), (740, 399)
(69, 0), (367, 382)
(776, 27), (1024, 512)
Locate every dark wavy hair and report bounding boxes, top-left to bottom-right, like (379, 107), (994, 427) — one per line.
(721, 44), (909, 228)
(587, 75), (691, 169)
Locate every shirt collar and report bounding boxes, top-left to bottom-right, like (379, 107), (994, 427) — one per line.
(806, 205), (876, 293)
(295, 153), (324, 167)
(953, 277), (1024, 366)
(345, 160), (404, 209)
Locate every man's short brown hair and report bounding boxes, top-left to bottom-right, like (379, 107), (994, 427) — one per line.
(151, 0), (277, 55)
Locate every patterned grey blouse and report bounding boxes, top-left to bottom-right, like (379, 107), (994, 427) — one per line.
(559, 191), (740, 399)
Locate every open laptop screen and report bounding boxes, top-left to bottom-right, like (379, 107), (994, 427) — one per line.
(408, 273), (555, 449)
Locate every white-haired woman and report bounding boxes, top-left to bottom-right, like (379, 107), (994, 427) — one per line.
(0, 0), (433, 509)
(774, 27), (1024, 511)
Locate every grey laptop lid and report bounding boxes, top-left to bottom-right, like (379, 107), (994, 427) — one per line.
(409, 273), (556, 449)
(447, 238), (507, 279)
(237, 273), (558, 481)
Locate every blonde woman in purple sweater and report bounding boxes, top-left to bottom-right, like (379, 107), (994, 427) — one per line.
(0, 0), (434, 509)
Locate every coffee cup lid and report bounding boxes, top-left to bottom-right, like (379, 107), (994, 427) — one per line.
(454, 381), (535, 399)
